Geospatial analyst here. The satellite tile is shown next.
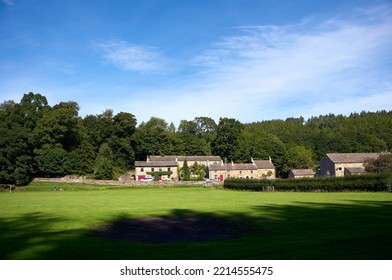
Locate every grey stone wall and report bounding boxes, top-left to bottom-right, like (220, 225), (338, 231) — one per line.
(32, 176), (219, 186)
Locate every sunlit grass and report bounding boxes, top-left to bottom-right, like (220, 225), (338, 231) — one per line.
(1, 183), (391, 259)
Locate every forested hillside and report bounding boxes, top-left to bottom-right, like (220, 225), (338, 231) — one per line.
(1, 93), (391, 184)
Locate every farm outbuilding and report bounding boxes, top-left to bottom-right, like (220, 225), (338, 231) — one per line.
(318, 152), (387, 177)
(288, 169), (315, 179)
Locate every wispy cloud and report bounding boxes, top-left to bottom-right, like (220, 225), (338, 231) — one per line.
(1, 0), (14, 6)
(128, 4), (392, 124)
(16, 4), (389, 125)
(96, 40), (167, 73)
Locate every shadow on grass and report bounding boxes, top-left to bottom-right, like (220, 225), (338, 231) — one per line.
(91, 212), (247, 243)
(1, 200), (391, 259)
(0, 212), (74, 259)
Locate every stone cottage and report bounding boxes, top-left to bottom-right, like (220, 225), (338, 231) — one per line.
(135, 155), (222, 181)
(135, 160), (178, 181)
(252, 158), (276, 179)
(207, 157), (276, 182)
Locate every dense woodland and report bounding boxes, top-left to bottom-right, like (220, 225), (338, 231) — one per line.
(1, 92), (391, 185)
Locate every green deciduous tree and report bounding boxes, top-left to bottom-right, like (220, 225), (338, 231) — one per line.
(193, 117), (217, 143)
(181, 160), (191, 181)
(285, 145), (315, 170)
(2, 92), (392, 183)
(132, 117), (182, 160)
(365, 154), (392, 174)
(35, 146), (71, 177)
(68, 140), (96, 175)
(94, 143), (114, 180)
(211, 117), (244, 162)
(179, 133), (211, 156)
(178, 120), (198, 135)
(108, 136), (135, 170)
(31, 103), (81, 151)
(0, 121), (34, 185)
(113, 112), (137, 138)
(190, 162), (206, 180)
(235, 128), (287, 176)
(12, 92), (49, 130)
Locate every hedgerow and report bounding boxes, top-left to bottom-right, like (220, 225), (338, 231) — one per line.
(223, 174), (392, 192)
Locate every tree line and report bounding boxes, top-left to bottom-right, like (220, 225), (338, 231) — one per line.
(1, 92), (391, 185)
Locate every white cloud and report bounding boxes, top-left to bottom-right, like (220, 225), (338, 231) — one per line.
(1, 0), (15, 6)
(130, 4), (392, 124)
(97, 40), (167, 72)
(9, 4), (389, 126)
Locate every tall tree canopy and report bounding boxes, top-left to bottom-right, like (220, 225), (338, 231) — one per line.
(132, 117), (183, 160)
(212, 117), (244, 162)
(1, 93), (391, 184)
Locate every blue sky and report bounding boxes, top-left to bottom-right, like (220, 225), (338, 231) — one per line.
(1, 0), (391, 125)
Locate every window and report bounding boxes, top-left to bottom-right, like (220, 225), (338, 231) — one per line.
(159, 168), (162, 172)
(240, 170), (242, 174)
(151, 168), (155, 172)
(141, 168), (144, 172)
(168, 168), (171, 172)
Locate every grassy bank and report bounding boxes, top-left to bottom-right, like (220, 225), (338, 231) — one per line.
(1, 183), (391, 259)
(10, 181), (198, 192)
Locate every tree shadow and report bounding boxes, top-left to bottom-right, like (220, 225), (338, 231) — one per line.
(0, 212), (74, 259)
(91, 213), (246, 243)
(249, 200), (392, 259)
(1, 200), (391, 259)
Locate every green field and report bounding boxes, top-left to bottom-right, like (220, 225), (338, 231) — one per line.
(1, 182), (391, 260)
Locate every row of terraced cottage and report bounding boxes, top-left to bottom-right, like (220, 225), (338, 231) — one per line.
(135, 156), (275, 182)
(135, 152), (388, 182)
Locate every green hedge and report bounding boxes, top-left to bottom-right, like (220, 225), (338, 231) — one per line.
(146, 171), (173, 181)
(223, 174), (392, 192)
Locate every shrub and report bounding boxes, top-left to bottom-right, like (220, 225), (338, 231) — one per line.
(146, 171), (173, 181)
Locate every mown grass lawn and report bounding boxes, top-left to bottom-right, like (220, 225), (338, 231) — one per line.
(1, 182), (391, 260)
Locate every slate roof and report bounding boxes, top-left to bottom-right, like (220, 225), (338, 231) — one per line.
(253, 160), (275, 169)
(135, 161), (178, 167)
(208, 163), (258, 171)
(345, 167), (366, 174)
(149, 155), (222, 162)
(326, 153), (383, 163)
(290, 169), (315, 176)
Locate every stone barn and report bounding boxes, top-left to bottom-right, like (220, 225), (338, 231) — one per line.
(318, 153), (386, 177)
